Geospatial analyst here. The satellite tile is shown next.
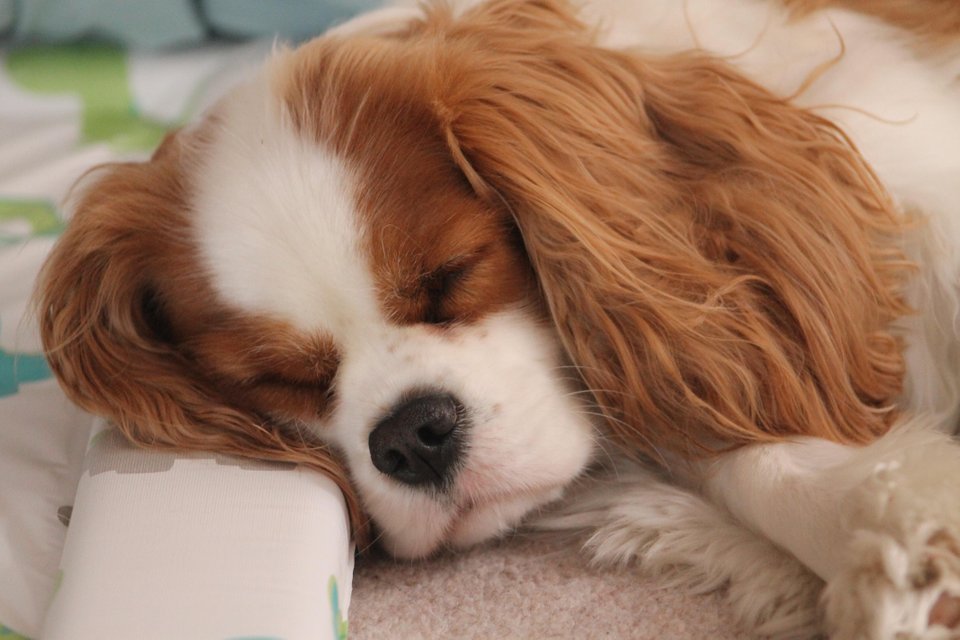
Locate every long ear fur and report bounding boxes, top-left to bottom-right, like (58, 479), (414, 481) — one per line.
(783, 0), (960, 49)
(424, 0), (912, 458)
(36, 132), (368, 539)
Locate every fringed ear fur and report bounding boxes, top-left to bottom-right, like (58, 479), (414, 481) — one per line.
(35, 131), (369, 540)
(783, 0), (960, 49)
(426, 0), (912, 459)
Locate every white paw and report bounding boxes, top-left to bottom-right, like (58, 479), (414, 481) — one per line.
(532, 466), (824, 638)
(825, 526), (960, 639)
(824, 440), (960, 639)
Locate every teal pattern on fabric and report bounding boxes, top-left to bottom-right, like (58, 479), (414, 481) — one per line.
(0, 348), (51, 396)
(0, 317), (52, 397)
(3, 0), (379, 48)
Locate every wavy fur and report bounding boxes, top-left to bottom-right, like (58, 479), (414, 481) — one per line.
(424, 0), (912, 458)
(35, 134), (369, 541)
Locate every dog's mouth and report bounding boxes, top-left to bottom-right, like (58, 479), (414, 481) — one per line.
(445, 484), (568, 549)
(371, 473), (571, 558)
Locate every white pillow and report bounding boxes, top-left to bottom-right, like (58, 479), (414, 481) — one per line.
(43, 421), (354, 640)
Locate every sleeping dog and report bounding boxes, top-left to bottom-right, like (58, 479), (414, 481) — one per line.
(36, 1), (960, 636)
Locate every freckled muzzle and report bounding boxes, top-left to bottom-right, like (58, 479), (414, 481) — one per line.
(368, 391), (466, 487)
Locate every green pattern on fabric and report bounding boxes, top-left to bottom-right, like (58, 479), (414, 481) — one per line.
(86, 428), (110, 453)
(0, 624), (31, 640)
(329, 575), (348, 640)
(0, 200), (63, 242)
(6, 44), (169, 151)
(52, 569), (63, 597)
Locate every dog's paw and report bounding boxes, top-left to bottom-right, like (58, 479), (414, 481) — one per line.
(824, 526), (960, 639)
(824, 450), (960, 640)
(533, 467), (824, 638)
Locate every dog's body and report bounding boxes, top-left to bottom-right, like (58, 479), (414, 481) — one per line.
(36, 0), (960, 637)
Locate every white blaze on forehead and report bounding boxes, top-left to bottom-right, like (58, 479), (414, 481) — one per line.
(192, 71), (382, 338)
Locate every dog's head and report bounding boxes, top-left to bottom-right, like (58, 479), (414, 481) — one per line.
(37, 0), (909, 557)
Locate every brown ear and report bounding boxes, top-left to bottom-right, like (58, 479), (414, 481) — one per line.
(36, 131), (368, 539)
(431, 0), (911, 458)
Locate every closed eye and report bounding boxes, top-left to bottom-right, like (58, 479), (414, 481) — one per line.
(238, 371), (336, 421)
(246, 352), (338, 394)
(423, 257), (472, 295)
(252, 371), (331, 391)
(420, 253), (483, 324)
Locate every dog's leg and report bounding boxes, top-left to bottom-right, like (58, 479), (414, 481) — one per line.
(533, 465), (824, 638)
(702, 420), (960, 639)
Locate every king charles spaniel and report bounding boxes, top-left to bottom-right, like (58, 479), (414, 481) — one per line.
(35, 0), (960, 636)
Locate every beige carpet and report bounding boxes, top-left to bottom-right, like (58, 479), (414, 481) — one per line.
(350, 534), (741, 639)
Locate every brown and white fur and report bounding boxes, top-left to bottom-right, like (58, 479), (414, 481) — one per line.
(35, 0), (960, 637)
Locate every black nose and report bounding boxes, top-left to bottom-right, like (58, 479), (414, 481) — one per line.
(368, 392), (464, 487)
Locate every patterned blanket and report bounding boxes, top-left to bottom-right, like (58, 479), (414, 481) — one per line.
(0, 41), (352, 640)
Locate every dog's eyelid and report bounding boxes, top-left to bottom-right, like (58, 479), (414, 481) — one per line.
(241, 340), (340, 387)
(427, 245), (491, 284)
(248, 353), (339, 390)
(419, 260), (465, 291)
(252, 370), (333, 391)
(435, 255), (474, 277)
(414, 253), (481, 326)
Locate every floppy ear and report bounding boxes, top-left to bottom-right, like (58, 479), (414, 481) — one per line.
(431, 0), (911, 458)
(36, 130), (368, 539)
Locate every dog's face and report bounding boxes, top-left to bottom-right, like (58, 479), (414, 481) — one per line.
(185, 68), (595, 557)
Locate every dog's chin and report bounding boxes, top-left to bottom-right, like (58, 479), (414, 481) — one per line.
(447, 486), (567, 549)
(374, 484), (569, 559)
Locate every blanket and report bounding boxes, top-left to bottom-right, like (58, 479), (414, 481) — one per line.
(0, 40), (353, 640)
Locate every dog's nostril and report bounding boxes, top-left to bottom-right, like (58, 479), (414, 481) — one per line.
(368, 392), (465, 487)
(380, 449), (407, 475)
(417, 418), (456, 447)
